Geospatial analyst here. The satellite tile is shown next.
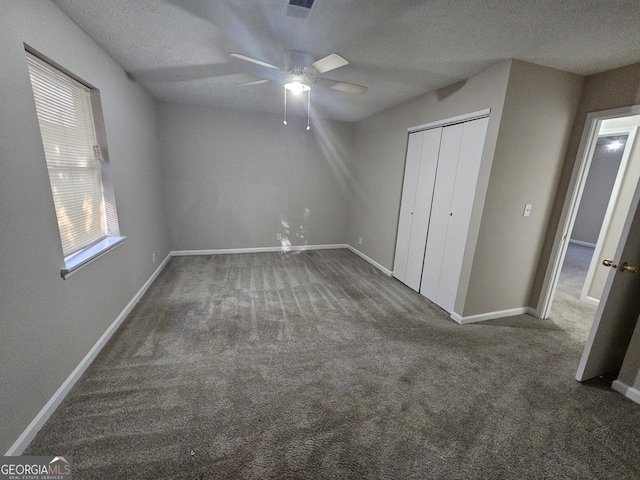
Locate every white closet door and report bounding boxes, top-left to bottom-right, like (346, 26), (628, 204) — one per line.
(420, 117), (489, 313)
(437, 117), (489, 312)
(420, 124), (464, 303)
(394, 128), (442, 290)
(393, 132), (424, 285)
(404, 128), (442, 289)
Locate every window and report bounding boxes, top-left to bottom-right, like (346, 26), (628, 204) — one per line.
(26, 52), (124, 279)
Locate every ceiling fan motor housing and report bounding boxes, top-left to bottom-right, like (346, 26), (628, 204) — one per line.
(283, 50), (315, 72)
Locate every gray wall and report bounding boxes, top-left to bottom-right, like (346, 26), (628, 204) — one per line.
(532, 61), (640, 392)
(464, 60), (584, 316)
(532, 63), (640, 305)
(0, 0), (170, 453)
(571, 142), (625, 245)
(348, 61), (512, 272)
(347, 59), (583, 318)
(158, 104), (353, 250)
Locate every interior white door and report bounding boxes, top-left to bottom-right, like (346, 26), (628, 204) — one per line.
(576, 176), (640, 381)
(393, 128), (442, 291)
(404, 129), (442, 289)
(421, 117), (489, 313)
(581, 128), (638, 304)
(393, 132), (424, 286)
(438, 117), (489, 312)
(420, 124), (463, 306)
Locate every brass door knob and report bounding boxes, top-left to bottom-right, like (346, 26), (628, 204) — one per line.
(602, 259), (617, 268)
(619, 262), (639, 273)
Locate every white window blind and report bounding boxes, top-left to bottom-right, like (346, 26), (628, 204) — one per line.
(26, 54), (119, 258)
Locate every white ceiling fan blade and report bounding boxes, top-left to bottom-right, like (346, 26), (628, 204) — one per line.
(236, 79), (270, 87)
(315, 78), (368, 95)
(230, 53), (280, 70)
(310, 53), (348, 74)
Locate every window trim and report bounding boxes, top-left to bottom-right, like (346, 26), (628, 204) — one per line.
(25, 47), (125, 279)
(61, 235), (126, 279)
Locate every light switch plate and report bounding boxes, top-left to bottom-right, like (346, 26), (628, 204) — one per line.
(524, 204), (532, 217)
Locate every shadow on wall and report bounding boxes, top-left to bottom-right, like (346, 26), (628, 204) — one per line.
(437, 79), (468, 101)
(310, 117), (362, 201)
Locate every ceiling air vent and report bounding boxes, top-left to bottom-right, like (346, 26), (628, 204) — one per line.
(289, 0), (314, 8)
(285, 0), (315, 19)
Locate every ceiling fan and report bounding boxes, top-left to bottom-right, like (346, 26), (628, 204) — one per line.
(230, 50), (368, 95)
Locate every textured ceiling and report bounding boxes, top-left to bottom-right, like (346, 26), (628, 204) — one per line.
(52, 0), (640, 122)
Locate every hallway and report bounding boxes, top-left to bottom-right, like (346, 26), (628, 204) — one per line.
(549, 243), (599, 341)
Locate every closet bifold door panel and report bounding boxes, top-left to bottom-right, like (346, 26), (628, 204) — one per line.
(420, 123), (464, 305)
(393, 132), (424, 287)
(420, 117), (490, 313)
(393, 128), (442, 291)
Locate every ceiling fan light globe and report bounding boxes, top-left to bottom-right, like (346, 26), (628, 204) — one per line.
(285, 81), (310, 95)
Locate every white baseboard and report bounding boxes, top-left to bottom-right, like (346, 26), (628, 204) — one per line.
(612, 380), (640, 405)
(5, 252), (172, 456)
(579, 294), (600, 307)
(171, 244), (349, 256)
(172, 244), (393, 276)
(171, 244), (394, 277)
(345, 245), (393, 276)
(450, 306), (536, 324)
(569, 239), (597, 248)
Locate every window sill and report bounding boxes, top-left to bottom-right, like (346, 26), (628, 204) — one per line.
(62, 236), (126, 279)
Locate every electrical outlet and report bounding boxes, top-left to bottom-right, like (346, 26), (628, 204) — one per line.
(358, 237), (362, 245)
(152, 252), (156, 264)
(277, 233), (282, 241)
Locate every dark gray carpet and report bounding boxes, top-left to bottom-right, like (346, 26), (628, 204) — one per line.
(25, 249), (640, 479)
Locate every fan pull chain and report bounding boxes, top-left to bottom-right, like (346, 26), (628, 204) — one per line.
(307, 88), (311, 131)
(283, 86), (288, 125)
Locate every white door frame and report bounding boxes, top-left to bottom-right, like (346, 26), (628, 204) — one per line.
(535, 104), (640, 319)
(579, 126), (637, 306)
